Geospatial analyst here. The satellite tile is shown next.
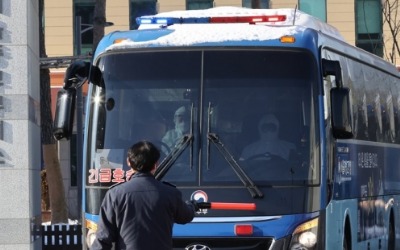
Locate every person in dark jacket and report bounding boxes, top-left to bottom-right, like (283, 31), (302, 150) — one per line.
(91, 140), (198, 250)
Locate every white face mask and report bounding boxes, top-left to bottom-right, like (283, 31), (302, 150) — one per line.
(259, 125), (278, 140)
(174, 112), (189, 133)
(258, 115), (279, 141)
(175, 120), (188, 133)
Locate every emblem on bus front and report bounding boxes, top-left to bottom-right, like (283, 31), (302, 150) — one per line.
(190, 190), (208, 202)
(185, 243), (211, 250)
(190, 190), (209, 214)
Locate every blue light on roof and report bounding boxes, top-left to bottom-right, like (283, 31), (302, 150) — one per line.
(136, 16), (210, 26)
(155, 18), (169, 24)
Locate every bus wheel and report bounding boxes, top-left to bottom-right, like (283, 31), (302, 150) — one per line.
(388, 215), (395, 250)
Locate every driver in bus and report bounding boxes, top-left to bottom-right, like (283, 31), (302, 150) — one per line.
(162, 106), (189, 150)
(239, 113), (296, 161)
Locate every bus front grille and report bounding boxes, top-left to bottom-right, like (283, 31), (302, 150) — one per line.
(172, 237), (287, 250)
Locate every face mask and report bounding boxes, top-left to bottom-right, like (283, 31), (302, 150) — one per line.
(258, 115), (279, 141)
(259, 123), (277, 133)
(174, 112), (189, 133)
(175, 121), (188, 133)
(260, 131), (278, 141)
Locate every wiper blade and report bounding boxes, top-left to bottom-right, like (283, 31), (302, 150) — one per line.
(155, 134), (193, 180)
(207, 133), (263, 198)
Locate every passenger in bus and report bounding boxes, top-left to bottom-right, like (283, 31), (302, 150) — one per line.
(239, 113), (296, 161)
(92, 141), (198, 250)
(162, 106), (189, 150)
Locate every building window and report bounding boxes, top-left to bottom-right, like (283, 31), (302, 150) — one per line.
(299, 0), (326, 22)
(187, 0), (214, 10)
(356, 0), (383, 57)
(74, 0), (95, 55)
(242, 0), (269, 9)
(130, 0), (158, 30)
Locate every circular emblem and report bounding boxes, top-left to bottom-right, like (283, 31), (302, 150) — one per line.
(190, 190), (208, 202)
(185, 243), (211, 250)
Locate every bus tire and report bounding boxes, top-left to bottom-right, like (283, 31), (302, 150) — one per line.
(388, 213), (395, 250)
(343, 218), (351, 250)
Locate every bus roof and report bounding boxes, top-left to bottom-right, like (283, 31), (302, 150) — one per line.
(99, 7), (344, 54)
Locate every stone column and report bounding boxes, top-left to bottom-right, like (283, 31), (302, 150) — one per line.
(0, 0), (42, 249)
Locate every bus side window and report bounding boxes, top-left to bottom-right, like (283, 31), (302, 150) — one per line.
(365, 92), (384, 142)
(355, 104), (368, 140)
(375, 94), (384, 142)
(395, 94), (400, 143)
(383, 93), (396, 143)
(367, 103), (377, 142)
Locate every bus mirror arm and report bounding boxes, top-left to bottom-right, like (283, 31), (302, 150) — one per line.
(322, 59), (342, 88)
(63, 61), (90, 89)
(64, 61), (102, 90)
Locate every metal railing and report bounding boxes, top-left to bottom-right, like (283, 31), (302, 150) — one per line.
(42, 224), (82, 250)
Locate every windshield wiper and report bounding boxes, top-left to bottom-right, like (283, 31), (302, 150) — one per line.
(207, 133), (264, 198)
(155, 134), (193, 180)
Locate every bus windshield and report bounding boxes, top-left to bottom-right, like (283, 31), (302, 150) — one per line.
(87, 49), (319, 190)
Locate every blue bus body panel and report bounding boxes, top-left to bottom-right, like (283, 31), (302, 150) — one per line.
(173, 213), (319, 238)
(86, 211), (319, 240)
(334, 140), (400, 198)
(93, 27), (320, 61)
(318, 95), (328, 209)
(325, 140), (400, 249)
(85, 213), (99, 225)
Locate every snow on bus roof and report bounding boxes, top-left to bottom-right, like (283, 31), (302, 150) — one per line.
(105, 7), (344, 50)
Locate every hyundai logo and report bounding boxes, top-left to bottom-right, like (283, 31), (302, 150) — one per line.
(185, 243), (211, 250)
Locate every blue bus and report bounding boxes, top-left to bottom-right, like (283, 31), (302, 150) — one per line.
(54, 6), (400, 250)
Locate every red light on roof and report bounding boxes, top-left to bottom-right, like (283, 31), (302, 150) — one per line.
(210, 15), (286, 24)
(235, 224), (254, 236)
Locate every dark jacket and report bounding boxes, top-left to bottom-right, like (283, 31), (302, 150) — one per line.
(91, 172), (195, 250)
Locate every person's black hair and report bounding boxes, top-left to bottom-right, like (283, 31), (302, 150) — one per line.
(127, 141), (160, 173)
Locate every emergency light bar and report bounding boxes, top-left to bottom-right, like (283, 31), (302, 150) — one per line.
(134, 7), (344, 41)
(137, 15), (287, 26)
(121, 7), (345, 46)
(211, 15), (286, 23)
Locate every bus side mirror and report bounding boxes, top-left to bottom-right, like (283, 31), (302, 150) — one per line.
(53, 88), (76, 140)
(331, 87), (353, 139)
(322, 59), (353, 139)
(53, 61), (103, 141)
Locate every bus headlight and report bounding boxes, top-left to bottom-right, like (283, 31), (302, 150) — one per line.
(85, 219), (98, 248)
(86, 228), (97, 248)
(289, 217), (318, 250)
